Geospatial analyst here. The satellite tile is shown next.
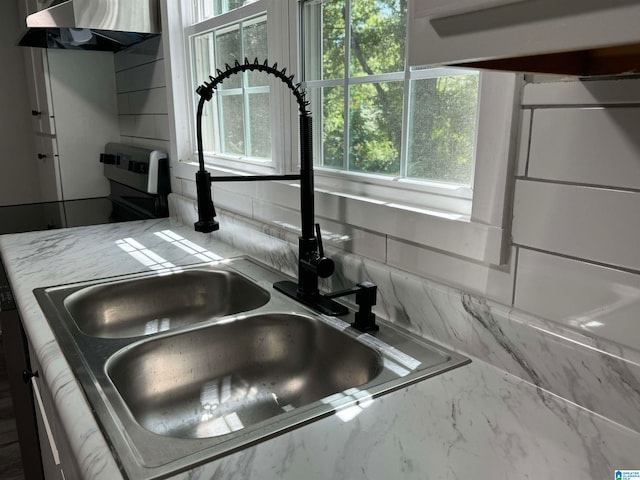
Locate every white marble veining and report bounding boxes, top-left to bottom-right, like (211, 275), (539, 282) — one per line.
(173, 194), (640, 435)
(0, 197), (638, 479)
(173, 360), (639, 480)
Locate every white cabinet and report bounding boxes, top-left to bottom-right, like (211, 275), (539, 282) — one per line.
(34, 134), (63, 202)
(0, 309), (44, 480)
(24, 49), (56, 136)
(21, 47), (121, 201)
(408, 0), (640, 74)
(410, 0), (528, 19)
(28, 343), (83, 480)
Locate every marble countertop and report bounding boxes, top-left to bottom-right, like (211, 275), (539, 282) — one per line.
(1, 216), (638, 479)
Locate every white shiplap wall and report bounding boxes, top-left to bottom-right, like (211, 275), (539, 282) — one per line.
(513, 78), (640, 350)
(114, 37), (170, 154)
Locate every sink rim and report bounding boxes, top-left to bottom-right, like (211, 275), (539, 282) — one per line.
(34, 256), (471, 479)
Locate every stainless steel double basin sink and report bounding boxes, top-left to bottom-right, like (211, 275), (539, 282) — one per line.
(35, 257), (470, 479)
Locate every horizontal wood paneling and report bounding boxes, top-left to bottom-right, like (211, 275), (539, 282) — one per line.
(528, 108), (640, 189)
(130, 87), (168, 115)
(118, 88), (168, 115)
(512, 82), (640, 350)
(116, 60), (166, 93)
(512, 180), (640, 271)
(515, 248), (640, 350)
(118, 114), (170, 141)
(114, 36), (163, 71)
(114, 37), (169, 148)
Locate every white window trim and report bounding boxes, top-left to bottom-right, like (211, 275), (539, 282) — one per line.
(161, 0), (521, 266)
(185, 1), (280, 173)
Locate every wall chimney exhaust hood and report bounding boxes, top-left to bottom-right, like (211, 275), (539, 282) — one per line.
(18, 0), (160, 52)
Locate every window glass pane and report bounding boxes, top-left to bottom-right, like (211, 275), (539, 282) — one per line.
(192, 31), (213, 89)
(302, 0), (345, 81)
(194, 0), (250, 21)
(348, 81), (402, 175)
(220, 94), (245, 155)
(193, 0), (215, 21)
(215, 0), (245, 16)
(311, 86), (344, 169)
(349, 0), (406, 77)
(201, 100), (218, 153)
(322, 0), (346, 80)
(408, 73), (479, 186)
(189, 4), (270, 162)
(247, 93), (271, 158)
(192, 32), (218, 153)
(243, 18), (268, 87)
(215, 27), (242, 89)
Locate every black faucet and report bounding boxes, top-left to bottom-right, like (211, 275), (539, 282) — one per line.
(194, 59), (378, 331)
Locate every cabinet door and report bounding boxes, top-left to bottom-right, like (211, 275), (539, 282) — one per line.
(31, 378), (64, 480)
(27, 343), (83, 480)
(408, 0), (640, 68)
(35, 135), (63, 202)
(23, 49), (56, 136)
(0, 310), (44, 480)
(411, 0), (528, 19)
(27, 343), (65, 480)
(47, 50), (119, 200)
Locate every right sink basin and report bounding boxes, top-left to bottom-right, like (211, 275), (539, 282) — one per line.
(107, 312), (382, 439)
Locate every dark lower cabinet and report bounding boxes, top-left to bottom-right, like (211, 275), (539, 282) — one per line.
(1, 308), (45, 480)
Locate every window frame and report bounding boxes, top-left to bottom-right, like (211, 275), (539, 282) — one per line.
(162, 0), (521, 266)
(309, 70), (520, 222)
(183, 0), (292, 175)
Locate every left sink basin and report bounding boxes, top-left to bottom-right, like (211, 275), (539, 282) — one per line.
(63, 269), (270, 338)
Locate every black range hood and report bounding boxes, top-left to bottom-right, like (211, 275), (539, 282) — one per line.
(18, 0), (161, 52)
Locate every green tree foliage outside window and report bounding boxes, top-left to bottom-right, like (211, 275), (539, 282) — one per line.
(305, 0), (479, 187)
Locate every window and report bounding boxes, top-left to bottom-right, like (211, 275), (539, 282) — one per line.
(186, 0), (275, 171)
(302, 0), (480, 191)
(192, 15), (270, 159)
(193, 0), (259, 20)
(167, 0), (519, 265)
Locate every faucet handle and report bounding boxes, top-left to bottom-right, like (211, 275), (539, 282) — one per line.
(299, 224), (334, 278)
(315, 223), (325, 257)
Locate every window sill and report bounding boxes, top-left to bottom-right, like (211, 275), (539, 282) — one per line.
(174, 159), (507, 265)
